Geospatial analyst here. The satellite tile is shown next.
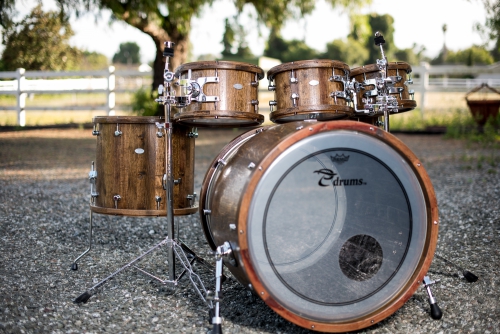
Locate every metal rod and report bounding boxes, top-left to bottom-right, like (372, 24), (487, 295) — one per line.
(165, 85), (175, 281)
(71, 207), (94, 268)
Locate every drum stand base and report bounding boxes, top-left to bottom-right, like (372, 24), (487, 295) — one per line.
(73, 235), (214, 313)
(70, 207), (94, 271)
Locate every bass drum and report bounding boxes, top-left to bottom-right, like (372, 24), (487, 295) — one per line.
(200, 120), (438, 332)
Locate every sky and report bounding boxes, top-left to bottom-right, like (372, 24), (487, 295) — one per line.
(14, 0), (488, 64)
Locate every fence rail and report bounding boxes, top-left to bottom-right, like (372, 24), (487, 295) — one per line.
(1, 62), (500, 126)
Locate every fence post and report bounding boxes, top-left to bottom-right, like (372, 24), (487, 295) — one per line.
(107, 66), (115, 116)
(419, 62), (429, 117)
(16, 68), (27, 126)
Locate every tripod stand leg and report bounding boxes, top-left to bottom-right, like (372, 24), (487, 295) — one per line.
(71, 208), (94, 271)
(74, 237), (170, 304)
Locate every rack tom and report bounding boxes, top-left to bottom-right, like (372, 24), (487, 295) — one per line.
(90, 116), (197, 216)
(350, 61), (416, 114)
(267, 59), (354, 123)
(173, 61), (265, 127)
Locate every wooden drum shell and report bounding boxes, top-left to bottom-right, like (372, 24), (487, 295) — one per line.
(90, 116), (197, 216)
(350, 61), (417, 113)
(174, 61), (264, 127)
(267, 60), (354, 123)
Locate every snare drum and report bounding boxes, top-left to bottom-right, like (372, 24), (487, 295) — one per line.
(350, 61), (416, 114)
(267, 60), (354, 123)
(200, 120), (438, 332)
(173, 61), (265, 127)
(90, 116), (197, 216)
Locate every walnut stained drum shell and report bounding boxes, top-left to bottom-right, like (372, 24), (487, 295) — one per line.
(267, 59), (354, 123)
(90, 116), (197, 216)
(173, 61), (265, 127)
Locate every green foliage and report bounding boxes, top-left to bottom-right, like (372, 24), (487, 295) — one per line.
(1, 5), (80, 71)
(80, 51), (109, 70)
(131, 87), (159, 116)
(264, 30), (319, 62)
(221, 16), (254, 58)
(112, 42), (141, 64)
(321, 38), (368, 66)
(393, 44), (427, 64)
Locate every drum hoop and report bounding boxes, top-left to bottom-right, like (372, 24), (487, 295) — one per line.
(267, 59), (350, 80)
(270, 105), (354, 118)
(174, 111), (264, 128)
(93, 116), (164, 124)
(90, 205), (198, 216)
(236, 120), (438, 331)
(350, 61), (412, 76)
(175, 60), (265, 79)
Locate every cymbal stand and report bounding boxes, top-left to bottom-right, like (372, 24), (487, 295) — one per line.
(74, 42), (213, 312)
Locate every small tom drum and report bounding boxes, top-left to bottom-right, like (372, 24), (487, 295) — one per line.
(200, 120), (438, 332)
(173, 61), (265, 127)
(267, 60), (354, 123)
(90, 116), (197, 216)
(351, 61), (416, 114)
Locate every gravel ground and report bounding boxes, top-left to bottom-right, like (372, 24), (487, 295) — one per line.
(0, 125), (499, 334)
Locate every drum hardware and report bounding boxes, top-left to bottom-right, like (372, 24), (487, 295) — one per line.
(92, 124), (99, 136)
(187, 128), (198, 138)
(434, 253), (478, 283)
(114, 123), (122, 137)
(206, 242), (235, 334)
(422, 276), (443, 320)
(113, 194), (121, 209)
(73, 43), (213, 318)
(291, 93), (299, 107)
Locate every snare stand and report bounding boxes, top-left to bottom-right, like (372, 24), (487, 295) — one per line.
(74, 42), (214, 318)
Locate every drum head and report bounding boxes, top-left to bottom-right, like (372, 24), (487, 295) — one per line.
(238, 121), (438, 331)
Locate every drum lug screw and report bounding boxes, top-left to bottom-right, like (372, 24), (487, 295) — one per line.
(92, 124), (100, 136)
(155, 196), (162, 210)
(247, 162), (255, 169)
(251, 81), (259, 87)
(251, 99), (259, 106)
(173, 178), (182, 185)
(113, 195), (121, 209)
(229, 224), (236, 231)
(203, 209), (211, 215)
(268, 84), (276, 91)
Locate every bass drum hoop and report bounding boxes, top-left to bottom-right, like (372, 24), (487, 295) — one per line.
(236, 120), (438, 332)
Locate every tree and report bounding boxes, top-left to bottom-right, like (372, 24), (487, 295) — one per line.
(113, 42), (141, 64)
(1, 5), (80, 71)
(475, 0), (500, 60)
(437, 45), (494, 65)
(16, 0), (369, 94)
(81, 51), (110, 70)
(221, 16), (255, 59)
(264, 29), (319, 63)
(321, 38), (368, 66)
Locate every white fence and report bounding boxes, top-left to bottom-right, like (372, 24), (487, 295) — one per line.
(1, 63), (500, 126)
(0, 66), (151, 126)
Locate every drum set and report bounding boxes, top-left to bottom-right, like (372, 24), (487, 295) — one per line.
(72, 33), (444, 333)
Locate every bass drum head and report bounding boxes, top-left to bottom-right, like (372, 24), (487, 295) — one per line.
(238, 121), (438, 331)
